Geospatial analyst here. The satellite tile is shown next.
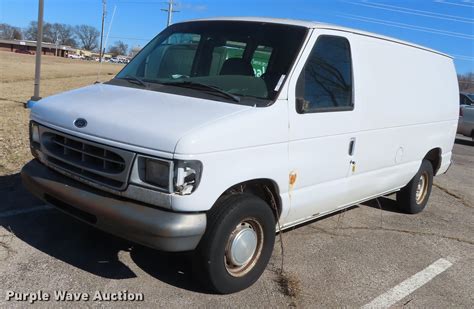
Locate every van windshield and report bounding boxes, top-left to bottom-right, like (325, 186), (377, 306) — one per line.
(110, 21), (308, 106)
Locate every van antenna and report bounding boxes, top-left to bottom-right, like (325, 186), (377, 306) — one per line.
(96, 5), (117, 83)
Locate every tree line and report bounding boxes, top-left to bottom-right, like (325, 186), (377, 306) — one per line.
(0, 22), (128, 56)
(458, 72), (474, 93)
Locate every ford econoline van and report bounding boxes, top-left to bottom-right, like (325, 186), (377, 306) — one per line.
(22, 17), (458, 293)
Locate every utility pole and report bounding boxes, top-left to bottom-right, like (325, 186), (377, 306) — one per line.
(29, 0), (44, 104)
(54, 32), (60, 57)
(99, 0), (106, 62)
(161, 0), (179, 27)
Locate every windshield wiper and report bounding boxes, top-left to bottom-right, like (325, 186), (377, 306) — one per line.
(118, 75), (147, 88)
(162, 81), (240, 102)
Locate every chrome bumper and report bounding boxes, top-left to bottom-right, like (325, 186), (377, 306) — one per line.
(21, 160), (206, 252)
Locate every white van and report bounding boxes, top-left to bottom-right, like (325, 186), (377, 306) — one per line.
(22, 17), (458, 293)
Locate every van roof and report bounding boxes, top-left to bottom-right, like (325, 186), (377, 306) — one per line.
(180, 16), (451, 59)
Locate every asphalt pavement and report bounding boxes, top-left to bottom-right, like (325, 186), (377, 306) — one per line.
(0, 136), (473, 308)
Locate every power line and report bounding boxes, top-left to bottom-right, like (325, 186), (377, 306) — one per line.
(453, 54), (474, 60)
(453, 56), (474, 63)
(434, 0), (474, 8)
(343, 1), (474, 24)
(369, 1), (474, 21)
(338, 14), (474, 40)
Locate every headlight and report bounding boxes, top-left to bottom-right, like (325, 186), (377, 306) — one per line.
(29, 121), (41, 157)
(144, 158), (171, 188)
(130, 155), (202, 195)
(131, 156), (173, 191)
(174, 160), (202, 195)
(30, 121), (40, 145)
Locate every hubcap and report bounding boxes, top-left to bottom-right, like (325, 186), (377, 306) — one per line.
(225, 219), (263, 277)
(415, 171), (429, 204)
(230, 226), (257, 266)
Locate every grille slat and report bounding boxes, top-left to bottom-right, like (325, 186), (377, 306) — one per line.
(39, 128), (135, 191)
(51, 138), (125, 166)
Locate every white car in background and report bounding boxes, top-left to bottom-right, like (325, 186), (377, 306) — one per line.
(68, 54), (83, 60)
(458, 104), (474, 140)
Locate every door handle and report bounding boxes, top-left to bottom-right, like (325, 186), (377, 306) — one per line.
(348, 138), (356, 156)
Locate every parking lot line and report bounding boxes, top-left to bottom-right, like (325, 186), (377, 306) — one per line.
(0, 205), (53, 218)
(361, 258), (453, 309)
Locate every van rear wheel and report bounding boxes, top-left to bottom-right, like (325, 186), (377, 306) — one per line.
(193, 193), (275, 294)
(396, 159), (433, 214)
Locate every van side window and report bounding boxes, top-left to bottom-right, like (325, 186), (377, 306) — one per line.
(296, 35), (353, 113)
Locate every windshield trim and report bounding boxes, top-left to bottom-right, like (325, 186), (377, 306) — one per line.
(105, 78), (271, 107)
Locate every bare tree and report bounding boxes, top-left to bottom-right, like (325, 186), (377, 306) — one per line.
(23, 21), (38, 40)
(12, 28), (22, 40)
(129, 45), (142, 57)
(51, 23), (76, 47)
(458, 72), (474, 92)
(75, 25), (100, 51)
(23, 21), (54, 42)
(0, 23), (23, 40)
(108, 40), (128, 56)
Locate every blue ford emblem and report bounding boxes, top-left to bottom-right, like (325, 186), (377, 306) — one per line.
(74, 118), (87, 128)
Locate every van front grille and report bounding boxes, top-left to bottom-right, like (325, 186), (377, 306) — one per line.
(45, 133), (126, 174)
(46, 156), (126, 188)
(39, 128), (135, 191)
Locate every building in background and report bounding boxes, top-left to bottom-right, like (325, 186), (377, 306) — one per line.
(0, 39), (117, 61)
(0, 38), (74, 57)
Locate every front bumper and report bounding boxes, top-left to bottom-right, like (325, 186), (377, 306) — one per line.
(21, 160), (206, 252)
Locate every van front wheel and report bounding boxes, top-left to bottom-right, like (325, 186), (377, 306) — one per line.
(193, 194), (275, 294)
(396, 159), (434, 214)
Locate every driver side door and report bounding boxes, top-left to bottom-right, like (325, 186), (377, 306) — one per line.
(284, 30), (359, 225)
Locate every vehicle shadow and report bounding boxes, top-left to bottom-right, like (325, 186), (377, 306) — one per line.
(0, 172), (207, 292)
(455, 138), (474, 147)
(359, 196), (403, 213)
(129, 247), (210, 293)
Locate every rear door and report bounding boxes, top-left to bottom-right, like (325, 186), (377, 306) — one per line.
(284, 30), (359, 225)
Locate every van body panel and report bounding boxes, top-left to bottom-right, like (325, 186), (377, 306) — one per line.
(172, 100), (290, 214)
(31, 83), (251, 155)
(283, 28), (458, 225)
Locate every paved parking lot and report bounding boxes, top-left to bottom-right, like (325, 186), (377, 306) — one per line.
(0, 137), (473, 307)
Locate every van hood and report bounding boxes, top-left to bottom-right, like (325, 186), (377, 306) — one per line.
(31, 83), (251, 154)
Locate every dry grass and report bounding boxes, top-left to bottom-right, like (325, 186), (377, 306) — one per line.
(0, 51), (123, 174)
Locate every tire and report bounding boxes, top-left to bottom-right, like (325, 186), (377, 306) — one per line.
(193, 193), (276, 294)
(396, 159), (434, 214)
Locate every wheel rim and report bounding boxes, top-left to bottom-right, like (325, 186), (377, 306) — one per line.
(415, 171), (429, 204)
(224, 218), (264, 277)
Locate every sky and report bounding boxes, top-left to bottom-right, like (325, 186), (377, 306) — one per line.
(0, 0), (473, 74)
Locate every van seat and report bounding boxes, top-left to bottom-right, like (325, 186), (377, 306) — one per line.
(220, 58), (254, 76)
